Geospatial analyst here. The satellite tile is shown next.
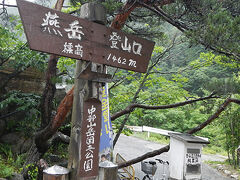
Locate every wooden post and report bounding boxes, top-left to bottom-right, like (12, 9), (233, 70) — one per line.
(43, 173), (68, 180)
(68, 2), (107, 180)
(237, 146), (240, 168)
(98, 162), (118, 180)
(43, 165), (70, 180)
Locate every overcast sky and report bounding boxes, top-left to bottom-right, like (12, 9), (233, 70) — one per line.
(4, 0), (35, 6)
(1, 0), (59, 15)
(1, 0), (69, 11)
(1, 0), (36, 15)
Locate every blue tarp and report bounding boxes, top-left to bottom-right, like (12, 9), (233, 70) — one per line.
(99, 84), (113, 159)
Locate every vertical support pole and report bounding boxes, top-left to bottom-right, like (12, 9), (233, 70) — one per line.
(68, 61), (87, 178)
(237, 146), (240, 168)
(68, 3), (107, 180)
(147, 131), (150, 139)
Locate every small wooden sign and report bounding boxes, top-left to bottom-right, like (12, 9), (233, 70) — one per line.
(16, 0), (155, 73)
(79, 98), (102, 178)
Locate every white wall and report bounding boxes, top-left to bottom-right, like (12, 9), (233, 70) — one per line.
(169, 137), (185, 179)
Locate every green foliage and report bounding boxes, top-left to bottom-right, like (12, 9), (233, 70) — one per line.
(25, 164), (38, 180)
(57, 57), (76, 73)
(190, 52), (239, 69)
(0, 144), (25, 178)
(0, 0), (239, 173)
(205, 77), (240, 96)
(203, 9), (240, 56)
(152, 45), (164, 56)
(57, 57), (76, 83)
(46, 143), (69, 161)
(0, 91), (41, 134)
(162, 0), (240, 63)
(206, 160), (240, 177)
(0, 91), (39, 111)
(62, 2), (81, 14)
(107, 1), (240, 162)
(0, 23), (47, 71)
(220, 99), (240, 167)
(102, 0), (123, 14)
(0, 16), (47, 135)
(183, 60), (237, 96)
(0, 155), (14, 178)
(133, 132), (169, 145)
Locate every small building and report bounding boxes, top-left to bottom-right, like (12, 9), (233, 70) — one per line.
(168, 133), (209, 180)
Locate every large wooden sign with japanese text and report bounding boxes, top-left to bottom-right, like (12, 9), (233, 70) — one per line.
(17, 0), (155, 73)
(79, 98), (102, 178)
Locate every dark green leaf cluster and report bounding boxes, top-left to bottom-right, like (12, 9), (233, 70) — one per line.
(219, 102), (240, 167)
(0, 91), (41, 135)
(162, 0), (240, 61)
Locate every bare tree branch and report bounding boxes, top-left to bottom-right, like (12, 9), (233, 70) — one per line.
(51, 131), (70, 144)
(109, 71), (139, 91)
(113, 36), (182, 147)
(0, 3), (17, 7)
(118, 145), (170, 169)
(188, 98), (240, 134)
(139, 2), (240, 60)
(0, 43), (27, 67)
(111, 0), (175, 30)
(35, 86), (74, 153)
(117, 97), (240, 169)
(150, 66), (192, 75)
(0, 64), (30, 91)
(0, 110), (23, 119)
(138, 2), (188, 32)
(111, 93), (218, 121)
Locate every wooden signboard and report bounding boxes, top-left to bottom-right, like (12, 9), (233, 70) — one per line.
(16, 0), (155, 73)
(79, 98), (102, 178)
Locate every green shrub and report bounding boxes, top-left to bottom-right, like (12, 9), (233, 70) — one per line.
(133, 132), (169, 145)
(0, 144), (25, 178)
(25, 164), (38, 180)
(0, 155), (14, 178)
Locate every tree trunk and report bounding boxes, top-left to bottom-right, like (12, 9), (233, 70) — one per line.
(21, 0), (65, 178)
(39, 0), (65, 127)
(39, 55), (57, 128)
(237, 150), (240, 169)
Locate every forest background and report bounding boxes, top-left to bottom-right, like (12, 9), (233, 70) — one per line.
(0, 0), (240, 179)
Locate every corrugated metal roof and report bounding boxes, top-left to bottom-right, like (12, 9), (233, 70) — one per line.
(169, 133), (210, 144)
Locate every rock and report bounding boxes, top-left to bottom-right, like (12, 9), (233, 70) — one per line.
(11, 137), (25, 155)
(0, 67), (45, 94)
(0, 133), (32, 155)
(217, 164), (224, 171)
(231, 174), (239, 179)
(12, 137), (33, 155)
(58, 160), (68, 168)
(0, 132), (21, 144)
(49, 154), (63, 163)
(0, 178), (7, 180)
(55, 85), (67, 104)
(0, 120), (6, 137)
(19, 138), (32, 154)
(223, 170), (231, 176)
(8, 172), (24, 180)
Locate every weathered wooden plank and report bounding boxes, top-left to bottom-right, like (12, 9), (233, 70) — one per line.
(16, 0), (155, 73)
